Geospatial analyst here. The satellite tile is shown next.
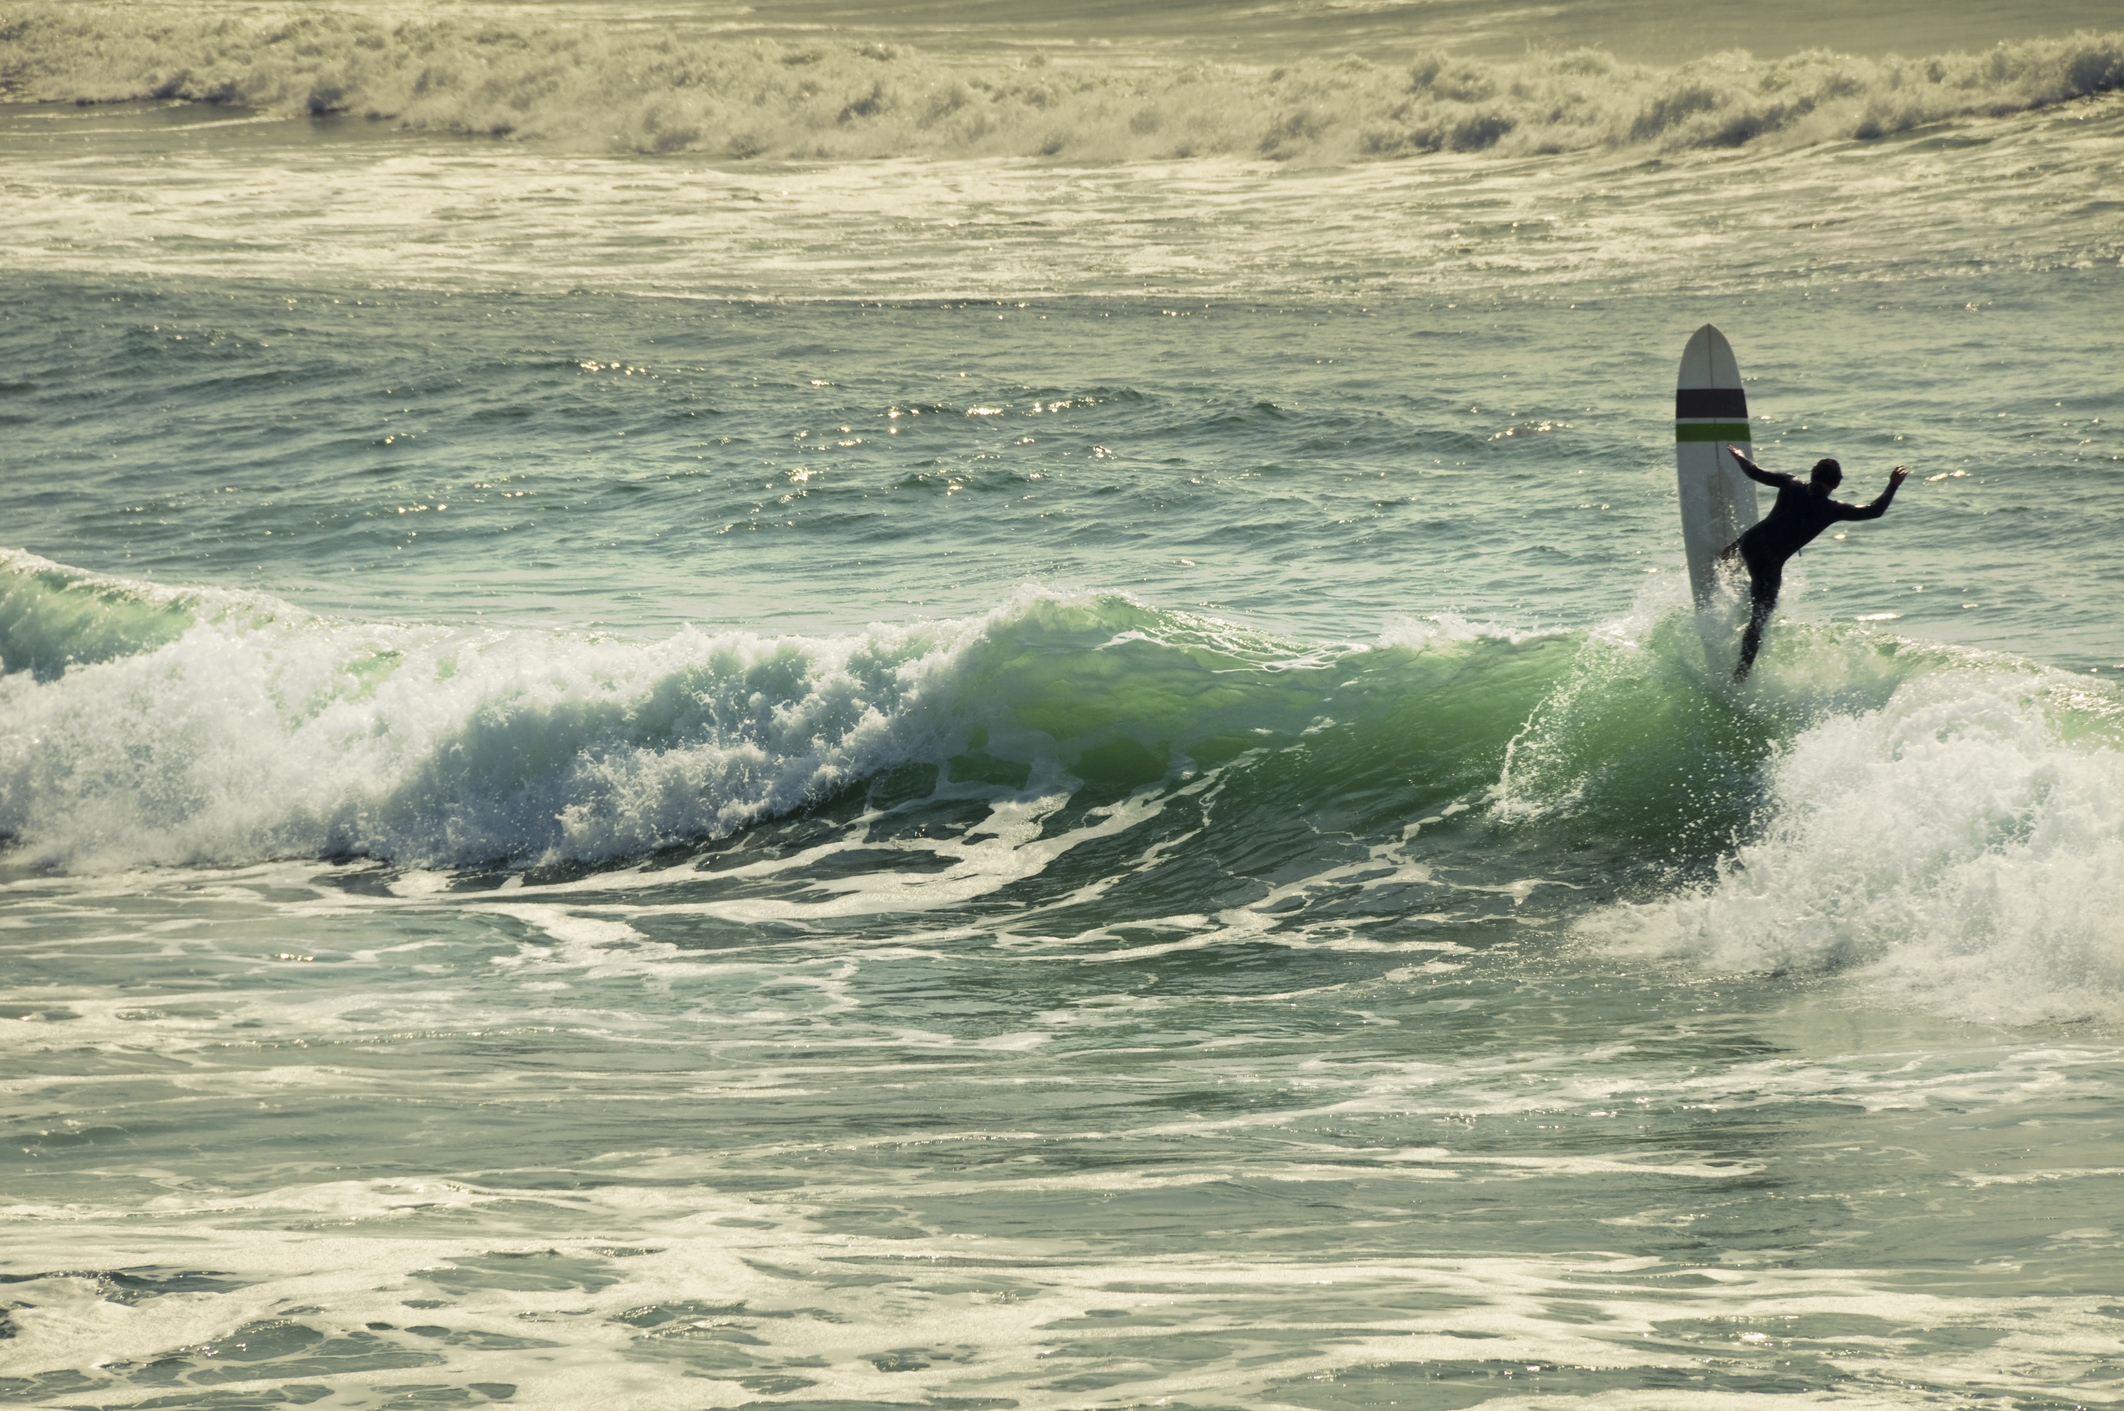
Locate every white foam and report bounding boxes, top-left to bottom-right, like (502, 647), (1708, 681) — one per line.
(5, 83), (2118, 304)
(3, 1184), (2109, 1411)
(0, 580), (1023, 872)
(7, 7), (2119, 163)
(1582, 665), (2124, 1024)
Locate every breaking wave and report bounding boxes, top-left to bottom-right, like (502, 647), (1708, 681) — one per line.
(7, 548), (2123, 1023)
(0, 551), (1575, 877)
(0, 550), (1522, 872)
(2, 4), (2120, 162)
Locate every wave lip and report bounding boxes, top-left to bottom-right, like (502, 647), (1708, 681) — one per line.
(3, 4), (2119, 161)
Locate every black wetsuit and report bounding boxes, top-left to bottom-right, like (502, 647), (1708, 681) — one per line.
(1727, 462), (1900, 675)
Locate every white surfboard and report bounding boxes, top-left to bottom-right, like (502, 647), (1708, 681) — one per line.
(1674, 324), (1760, 605)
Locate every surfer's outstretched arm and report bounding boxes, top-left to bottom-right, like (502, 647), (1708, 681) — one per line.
(1838, 465), (1910, 521)
(1725, 444), (1798, 490)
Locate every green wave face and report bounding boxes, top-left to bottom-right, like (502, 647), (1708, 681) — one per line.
(950, 595), (1566, 797)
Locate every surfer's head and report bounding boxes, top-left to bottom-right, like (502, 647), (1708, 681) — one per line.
(1809, 458), (1843, 490)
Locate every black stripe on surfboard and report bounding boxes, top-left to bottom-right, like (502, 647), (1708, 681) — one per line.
(1675, 387), (1748, 418)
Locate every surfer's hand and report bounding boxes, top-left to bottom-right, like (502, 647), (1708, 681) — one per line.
(1889, 465), (1909, 484)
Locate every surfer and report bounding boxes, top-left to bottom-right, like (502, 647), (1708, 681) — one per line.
(1720, 447), (1908, 680)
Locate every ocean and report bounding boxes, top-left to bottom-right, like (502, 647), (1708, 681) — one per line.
(2, 2), (2122, 1407)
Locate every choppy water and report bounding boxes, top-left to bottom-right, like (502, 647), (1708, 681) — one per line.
(3, 2), (2123, 1408)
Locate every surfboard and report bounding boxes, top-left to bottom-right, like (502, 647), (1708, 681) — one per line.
(1674, 324), (1760, 606)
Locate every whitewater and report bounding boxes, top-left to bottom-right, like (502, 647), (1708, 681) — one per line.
(3, 1), (2122, 1407)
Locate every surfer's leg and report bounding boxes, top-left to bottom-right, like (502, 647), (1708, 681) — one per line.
(1735, 559), (1781, 680)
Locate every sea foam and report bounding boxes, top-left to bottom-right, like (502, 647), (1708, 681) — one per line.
(1581, 662), (2124, 1025)
(0, 550), (981, 871)
(2, 4), (2119, 162)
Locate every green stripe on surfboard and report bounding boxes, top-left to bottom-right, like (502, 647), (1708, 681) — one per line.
(1674, 423), (1752, 442)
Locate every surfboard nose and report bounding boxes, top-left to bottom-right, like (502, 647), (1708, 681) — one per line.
(1674, 324), (1760, 607)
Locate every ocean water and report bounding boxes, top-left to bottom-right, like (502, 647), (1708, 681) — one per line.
(3, 2), (2124, 1408)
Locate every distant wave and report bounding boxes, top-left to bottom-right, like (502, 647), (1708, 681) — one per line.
(3, 4), (2120, 162)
